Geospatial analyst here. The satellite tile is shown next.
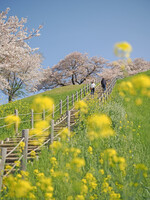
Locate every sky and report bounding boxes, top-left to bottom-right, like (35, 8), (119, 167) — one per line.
(0, 0), (150, 104)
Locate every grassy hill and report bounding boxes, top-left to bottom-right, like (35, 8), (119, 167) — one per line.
(1, 71), (150, 199)
(112, 70), (150, 156)
(0, 84), (85, 139)
(26, 70), (150, 200)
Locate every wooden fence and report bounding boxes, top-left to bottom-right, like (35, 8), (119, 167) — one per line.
(0, 83), (92, 135)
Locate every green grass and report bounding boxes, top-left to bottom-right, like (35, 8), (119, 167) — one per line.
(111, 70), (150, 157)
(0, 84), (86, 139)
(26, 70), (149, 200)
(1, 71), (150, 199)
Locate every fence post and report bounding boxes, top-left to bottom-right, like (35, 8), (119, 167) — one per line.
(60, 100), (62, 115)
(88, 83), (90, 92)
(66, 96), (69, 111)
(15, 109), (18, 135)
(51, 119), (54, 144)
(103, 93), (106, 103)
(83, 86), (86, 96)
(67, 110), (70, 131)
(52, 104), (54, 119)
(31, 109), (34, 129)
(66, 110), (70, 141)
(76, 91), (78, 102)
(106, 91), (108, 101)
(80, 89), (82, 99)
(72, 94), (74, 106)
(21, 129), (29, 171)
(0, 148), (7, 191)
(42, 109), (45, 121)
(86, 84), (88, 93)
(101, 93), (103, 105)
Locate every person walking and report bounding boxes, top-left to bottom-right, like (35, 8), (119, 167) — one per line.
(101, 78), (106, 92)
(90, 81), (96, 96)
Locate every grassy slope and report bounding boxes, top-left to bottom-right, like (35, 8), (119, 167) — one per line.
(24, 70), (150, 200)
(0, 84), (85, 139)
(1, 71), (150, 199)
(112, 70), (150, 157)
(0, 84), (85, 115)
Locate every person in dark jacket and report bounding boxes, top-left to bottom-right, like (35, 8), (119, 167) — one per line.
(101, 78), (106, 91)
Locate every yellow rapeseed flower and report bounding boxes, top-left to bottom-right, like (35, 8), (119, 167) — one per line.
(81, 184), (88, 195)
(35, 120), (49, 131)
(131, 75), (150, 89)
(70, 147), (81, 157)
(5, 115), (20, 126)
(34, 169), (39, 174)
(19, 141), (25, 152)
(118, 81), (134, 95)
(99, 169), (104, 175)
(49, 141), (62, 152)
(75, 100), (88, 113)
(5, 175), (33, 198)
(14, 160), (20, 167)
(30, 150), (36, 158)
(135, 98), (142, 106)
(75, 195), (85, 200)
(5, 165), (12, 171)
(85, 173), (97, 191)
(67, 196), (73, 200)
(71, 157), (85, 169)
(45, 192), (53, 199)
(101, 149), (126, 173)
(59, 127), (70, 140)
(20, 171), (29, 177)
(88, 114), (115, 140)
(88, 146), (93, 155)
(50, 157), (58, 168)
(114, 41), (132, 58)
(88, 114), (111, 128)
(110, 191), (121, 200)
(134, 163), (148, 171)
(32, 97), (54, 112)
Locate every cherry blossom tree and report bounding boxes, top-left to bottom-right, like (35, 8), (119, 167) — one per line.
(38, 52), (107, 90)
(0, 8), (43, 102)
(100, 58), (150, 80)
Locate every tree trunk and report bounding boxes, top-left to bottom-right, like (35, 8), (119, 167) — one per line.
(71, 74), (75, 85)
(8, 95), (12, 102)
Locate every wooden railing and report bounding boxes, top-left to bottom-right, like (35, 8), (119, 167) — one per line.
(0, 83), (92, 136)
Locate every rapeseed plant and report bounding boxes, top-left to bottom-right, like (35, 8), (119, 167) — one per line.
(114, 41), (132, 58)
(30, 150), (36, 158)
(19, 141), (25, 152)
(84, 173), (97, 191)
(5, 115), (20, 126)
(75, 100), (88, 114)
(4, 175), (34, 198)
(31, 96), (54, 113)
(118, 74), (150, 103)
(87, 114), (115, 140)
(88, 146), (93, 155)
